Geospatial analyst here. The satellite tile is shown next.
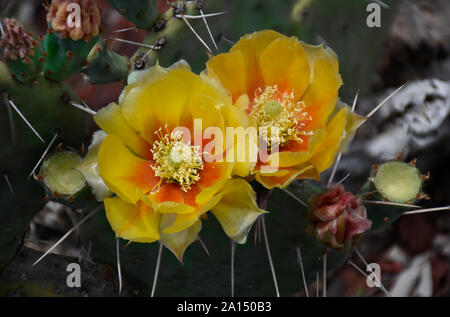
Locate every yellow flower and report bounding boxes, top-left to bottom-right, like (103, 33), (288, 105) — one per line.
(94, 63), (264, 261)
(206, 30), (363, 189)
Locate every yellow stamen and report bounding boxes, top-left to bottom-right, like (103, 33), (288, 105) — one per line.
(250, 85), (312, 147)
(151, 127), (204, 192)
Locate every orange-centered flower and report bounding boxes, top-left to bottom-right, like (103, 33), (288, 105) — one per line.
(94, 64), (264, 261)
(206, 30), (363, 189)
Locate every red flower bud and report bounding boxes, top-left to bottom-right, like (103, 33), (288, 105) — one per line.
(307, 185), (372, 249)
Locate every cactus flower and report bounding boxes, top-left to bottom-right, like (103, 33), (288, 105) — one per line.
(206, 30), (363, 189)
(94, 63), (264, 261)
(307, 185), (372, 249)
(47, 0), (101, 42)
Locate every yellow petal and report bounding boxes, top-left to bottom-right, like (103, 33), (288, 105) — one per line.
(260, 36), (310, 100)
(76, 131), (113, 201)
(94, 103), (151, 159)
(231, 30), (283, 95)
(160, 219), (202, 263)
(301, 43), (342, 130)
(301, 42), (339, 73)
(161, 191), (222, 234)
(199, 71), (232, 102)
(186, 93), (225, 130)
(152, 201), (196, 215)
(195, 162), (233, 206)
(336, 100), (365, 151)
(274, 150), (312, 169)
(255, 164), (317, 189)
(206, 49), (247, 102)
(211, 179), (266, 244)
(98, 134), (159, 204)
(120, 69), (198, 142)
(309, 107), (349, 173)
(206, 30), (282, 100)
(104, 197), (160, 243)
(221, 105), (257, 177)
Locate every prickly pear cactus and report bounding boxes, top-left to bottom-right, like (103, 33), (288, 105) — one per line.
(0, 0), (444, 298)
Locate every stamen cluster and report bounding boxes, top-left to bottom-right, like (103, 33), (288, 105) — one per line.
(151, 128), (204, 192)
(250, 85), (312, 147)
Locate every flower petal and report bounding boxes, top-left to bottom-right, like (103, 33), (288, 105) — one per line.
(260, 36), (310, 99)
(211, 179), (266, 244)
(301, 43), (343, 130)
(76, 130), (113, 201)
(94, 103), (152, 159)
(195, 161), (232, 205)
(255, 164), (318, 189)
(230, 30), (283, 95)
(309, 107), (349, 173)
(205, 49), (247, 103)
(160, 219), (202, 263)
(148, 182), (196, 214)
(120, 69), (198, 142)
(104, 197), (160, 243)
(161, 193), (222, 234)
(221, 105), (257, 177)
(98, 134), (159, 204)
(185, 93), (225, 131)
(145, 161), (230, 215)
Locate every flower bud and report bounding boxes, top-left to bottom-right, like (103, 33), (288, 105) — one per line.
(307, 185), (372, 249)
(1, 18), (37, 61)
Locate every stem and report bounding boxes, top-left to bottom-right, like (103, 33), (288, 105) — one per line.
(254, 182), (273, 210)
(253, 182), (279, 297)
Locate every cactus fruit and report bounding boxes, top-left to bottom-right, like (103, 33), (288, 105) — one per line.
(84, 41), (130, 84)
(371, 160), (428, 204)
(43, 0), (101, 81)
(358, 158), (430, 229)
(39, 150), (87, 200)
(108, 0), (160, 30)
(0, 18), (43, 83)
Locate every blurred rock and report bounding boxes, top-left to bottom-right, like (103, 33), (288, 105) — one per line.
(378, 0), (450, 88)
(395, 214), (438, 256)
(336, 79), (450, 191)
(0, 248), (135, 296)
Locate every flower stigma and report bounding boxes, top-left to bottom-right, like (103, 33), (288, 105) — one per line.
(151, 127), (204, 192)
(250, 85), (312, 147)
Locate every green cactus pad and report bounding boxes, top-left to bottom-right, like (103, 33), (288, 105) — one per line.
(41, 151), (86, 197)
(0, 61), (90, 269)
(42, 32), (99, 81)
(373, 161), (422, 203)
(108, 0), (159, 30)
(84, 42), (129, 84)
(5, 47), (43, 83)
